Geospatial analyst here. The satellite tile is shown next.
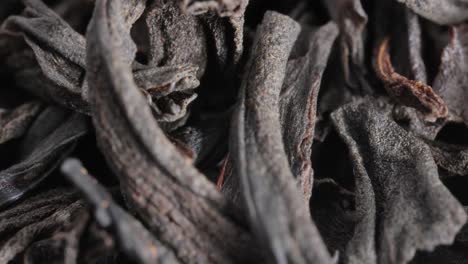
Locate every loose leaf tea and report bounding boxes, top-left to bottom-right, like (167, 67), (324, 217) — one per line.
(331, 99), (466, 264)
(375, 38), (448, 120)
(0, 0), (468, 263)
(396, 0), (468, 25)
(230, 11), (333, 263)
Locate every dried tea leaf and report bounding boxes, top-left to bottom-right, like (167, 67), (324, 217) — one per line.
(0, 101), (42, 144)
(392, 104), (445, 140)
(3, 0), (200, 127)
(0, 200), (86, 263)
(134, 64), (200, 127)
(331, 99), (467, 264)
(396, 0), (468, 25)
(411, 208), (468, 264)
(432, 24), (468, 125)
(86, 0), (260, 263)
(380, 10), (451, 140)
(280, 22), (338, 202)
(135, 65), (200, 97)
(231, 11), (335, 264)
(145, 0), (247, 75)
(0, 190), (78, 238)
(324, 0), (367, 84)
(0, 188), (78, 227)
(61, 158), (179, 264)
(315, 41), (354, 142)
(23, 210), (89, 264)
(426, 140), (468, 177)
(180, 0), (248, 17)
(3, 0), (88, 113)
(2, 0), (468, 263)
(2, 0), (146, 114)
(375, 37), (448, 120)
(406, 9), (427, 83)
(0, 107), (87, 208)
(144, 0), (208, 78)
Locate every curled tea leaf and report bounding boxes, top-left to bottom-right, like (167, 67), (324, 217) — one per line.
(331, 99), (467, 264)
(427, 140), (468, 177)
(280, 21), (338, 202)
(433, 24), (468, 125)
(0, 107), (87, 208)
(61, 158), (179, 264)
(231, 11), (334, 264)
(0, 101), (42, 144)
(86, 0), (260, 262)
(324, 0), (367, 84)
(375, 38), (448, 120)
(396, 0), (468, 25)
(0, 199), (86, 263)
(3, 0), (88, 112)
(180, 0), (248, 17)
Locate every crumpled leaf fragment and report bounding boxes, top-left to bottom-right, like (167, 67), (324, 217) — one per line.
(22, 211), (89, 264)
(411, 208), (468, 264)
(134, 64), (200, 127)
(0, 188), (79, 238)
(0, 101), (42, 144)
(279, 21), (338, 202)
(144, 0), (208, 78)
(2, 0), (201, 127)
(396, 0), (468, 25)
(375, 37), (448, 120)
(370, 5), (446, 139)
(324, 0), (367, 85)
(86, 0), (260, 263)
(0, 198), (86, 263)
(432, 24), (468, 125)
(426, 140), (468, 177)
(392, 104), (445, 140)
(142, 0), (247, 124)
(231, 11), (335, 264)
(0, 107), (87, 208)
(3, 0), (88, 113)
(180, 0), (248, 17)
(145, 0), (246, 76)
(331, 99), (467, 264)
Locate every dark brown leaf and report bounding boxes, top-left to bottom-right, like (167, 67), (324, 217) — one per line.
(324, 0), (367, 84)
(433, 24), (468, 125)
(375, 37), (448, 120)
(180, 0), (248, 17)
(331, 99), (467, 264)
(0, 107), (87, 208)
(231, 11), (335, 264)
(86, 0), (260, 263)
(61, 158), (179, 264)
(0, 101), (42, 144)
(396, 0), (468, 25)
(280, 21), (338, 201)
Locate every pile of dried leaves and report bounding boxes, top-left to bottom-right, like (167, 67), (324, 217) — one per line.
(1, 0), (468, 263)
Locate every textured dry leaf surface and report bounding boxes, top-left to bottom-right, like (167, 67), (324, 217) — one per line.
(0, 0), (468, 263)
